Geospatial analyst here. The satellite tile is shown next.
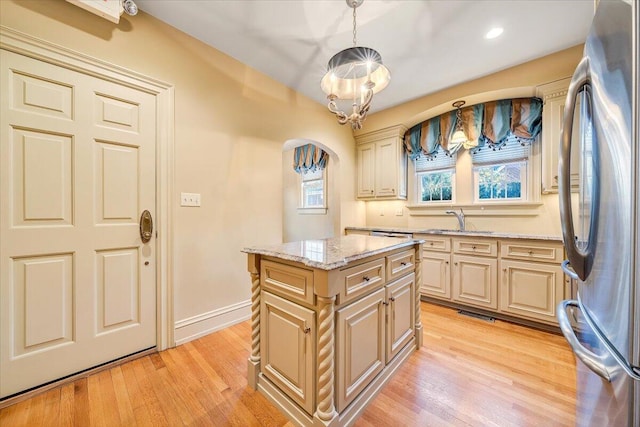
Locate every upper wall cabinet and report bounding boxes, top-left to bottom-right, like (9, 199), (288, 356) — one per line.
(537, 78), (581, 193)
(355, 125), (407, 200)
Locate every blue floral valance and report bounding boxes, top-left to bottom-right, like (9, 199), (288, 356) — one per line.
(293, 144), (328, 174)
(403, 97), (542, 160)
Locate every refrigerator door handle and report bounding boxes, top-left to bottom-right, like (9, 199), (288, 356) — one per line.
(557, 300), (613, 382)
(558, 56), (599, 281)
(561, 260), (580, 281)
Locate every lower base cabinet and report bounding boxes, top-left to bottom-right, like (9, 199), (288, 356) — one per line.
(420, 251), (451, 300)
(499, 259), (564, 324)
(452, 254), (498, 310)
(336, 288), (385, 412)
(260, 291), (315, 414)
(247, 241), (421, 427)
(334, 272), (416, 413)
(416, 234), (565, 328)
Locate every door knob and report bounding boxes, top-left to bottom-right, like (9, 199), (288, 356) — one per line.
(140, 210), (153, 243)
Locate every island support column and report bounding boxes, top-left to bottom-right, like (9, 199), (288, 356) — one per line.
(247, 253), (260, 389)
(414, 243), (423, 348)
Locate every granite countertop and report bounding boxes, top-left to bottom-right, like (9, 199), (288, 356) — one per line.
(345, 226), (563, 242)
(242, 234), (422, 271)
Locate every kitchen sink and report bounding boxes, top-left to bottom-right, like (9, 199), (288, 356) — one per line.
(427, 229), (494, 234)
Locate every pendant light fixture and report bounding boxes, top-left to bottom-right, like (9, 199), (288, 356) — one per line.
(320, 0), (391, 130)
(450, 100), (472, 149)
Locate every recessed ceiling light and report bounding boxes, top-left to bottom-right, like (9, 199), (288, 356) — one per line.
(485, 27), (504, 39)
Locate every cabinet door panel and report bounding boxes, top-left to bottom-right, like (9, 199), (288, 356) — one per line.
(260, 292), (315, 414)
(420, 251), (451, 300)
(452, 255), (497, 309)
(375, 139), (399, 197)
(499, 259), (563, 324)
(357, 143), (375, 198)
(539, 78), (581, 193)
(386, 273), (415, 362)
(336, 288), (385, 412)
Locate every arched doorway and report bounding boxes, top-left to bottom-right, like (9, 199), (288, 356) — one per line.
(282, 139), (341, 242)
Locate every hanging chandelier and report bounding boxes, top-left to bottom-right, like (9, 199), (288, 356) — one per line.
(320, 0), (391, 130)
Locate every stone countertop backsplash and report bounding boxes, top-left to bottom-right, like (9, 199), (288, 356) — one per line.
(345, 226), (563, 242)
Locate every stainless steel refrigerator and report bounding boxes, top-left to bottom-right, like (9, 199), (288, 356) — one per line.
(557, 0), (639, 426)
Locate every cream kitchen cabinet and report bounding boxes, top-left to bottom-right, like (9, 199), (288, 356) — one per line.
(244, 236), (422, 427)
(355, 125), (407, 200)
(260, 291), (315, 414)
(452, 237), (499, 310)
(335, 272), (415, 412)
(415, 234), (451, 301)
(537, 77), (582, 193)
(498, 239), (564, 325)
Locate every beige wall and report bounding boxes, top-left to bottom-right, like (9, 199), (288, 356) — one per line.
(0, 1), (363, 337)
(358, 45), (584, 237)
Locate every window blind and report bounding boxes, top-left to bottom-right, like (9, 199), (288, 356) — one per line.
(470, 135), (531, 165)
(415, 148), (456, 172)
(301, 168), (323, 181)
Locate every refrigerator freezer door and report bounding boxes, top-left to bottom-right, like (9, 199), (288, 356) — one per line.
(558, 300), (631, 426)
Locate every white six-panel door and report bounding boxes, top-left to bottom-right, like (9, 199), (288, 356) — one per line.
(0, 50), (157, 398)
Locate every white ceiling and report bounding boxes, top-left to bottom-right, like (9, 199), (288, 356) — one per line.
(135, 0), (594, 113)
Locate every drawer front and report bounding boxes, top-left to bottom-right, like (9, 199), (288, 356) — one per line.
(414, 234), (451, 252)
(337, 258), (386, 305)
(453, 238), (498, 257)
(500, 240), (564, 263)
(386, 249), (415, 282)
(261, 260), (314, 305)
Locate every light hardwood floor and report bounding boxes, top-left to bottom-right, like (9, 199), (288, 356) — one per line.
(0, 302), (576, 426)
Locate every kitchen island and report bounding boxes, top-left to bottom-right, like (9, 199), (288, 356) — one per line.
(243, 235), (423, 427)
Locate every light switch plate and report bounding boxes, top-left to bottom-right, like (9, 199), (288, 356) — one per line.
(181, 192), (201, 207)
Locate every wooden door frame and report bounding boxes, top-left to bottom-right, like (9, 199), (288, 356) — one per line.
(0, 26), (175, 350)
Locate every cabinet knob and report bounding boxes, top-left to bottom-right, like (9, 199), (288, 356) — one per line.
(503, 268), (507, 272)
(445, 261), (449, 264)
(472, 246), (477, 250)
(382, 301), (389, 306)
(528, 251), (534, 255)
(389, 297), (395, 302)
(454, 262), (458, 266)
(304, 327), (311, 334)
(430, 242), (434, 246)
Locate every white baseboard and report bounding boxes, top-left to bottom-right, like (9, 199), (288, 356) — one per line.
(174, 300), (251, 346)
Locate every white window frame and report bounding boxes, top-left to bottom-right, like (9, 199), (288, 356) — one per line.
(469, 134), (540, 205)
(473, 159), (528, 203)
(416, 168), (456, 204)
(413, 149), (457, 205)
(298, 167), (327, 214)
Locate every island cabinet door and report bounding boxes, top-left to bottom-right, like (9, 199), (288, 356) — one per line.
(260, 291), (315, 415)
(335, 288), (385, 413)
(385, 273), (415, 362)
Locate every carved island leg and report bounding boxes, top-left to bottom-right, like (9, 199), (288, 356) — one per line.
(314, 295), (338, 426)
(414, 244), (423, 349)
(247, 254), (261, 389)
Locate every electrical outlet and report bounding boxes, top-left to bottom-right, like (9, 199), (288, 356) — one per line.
(180, 192), (201, 207)
(395, 208), (403, 216)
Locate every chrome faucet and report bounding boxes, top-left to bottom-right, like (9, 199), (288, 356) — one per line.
(446, 208), (465, 231)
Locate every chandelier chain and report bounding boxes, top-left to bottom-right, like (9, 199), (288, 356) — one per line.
(352, 4), (357, 46)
